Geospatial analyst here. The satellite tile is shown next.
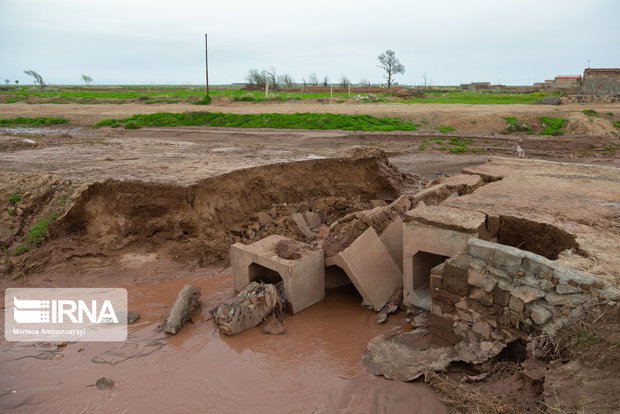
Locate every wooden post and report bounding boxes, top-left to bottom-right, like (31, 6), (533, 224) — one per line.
(330, 84), (333, 99)
(265, 81), (269, 98)
(205, 34), (209, 96)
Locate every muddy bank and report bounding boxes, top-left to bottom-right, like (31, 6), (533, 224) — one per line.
(1, 149), (422, 277)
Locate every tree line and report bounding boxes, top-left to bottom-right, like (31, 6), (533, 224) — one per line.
(245, 49), (405, 92)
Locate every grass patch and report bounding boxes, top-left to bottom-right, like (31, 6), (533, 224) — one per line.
(4, 96), (27, 103)
(438, 125), (455, 133)
(503, 116), (530, 132)
(9, 193), (22, 204)
(446, 136), (474, 153)
(613, 120), (620, 129)
(28, 217), (50, 246)
(93, 118), (121, 128)
(93, 111), (420, 132)
(193, 95), (211, 105)
(583, 109), (599, 117)
(12, 245), (28, 256)
(0, 117), (68, 126)
(539, 116), (568, 135)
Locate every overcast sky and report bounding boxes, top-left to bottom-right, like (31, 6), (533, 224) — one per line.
(1, 0), (618, 86)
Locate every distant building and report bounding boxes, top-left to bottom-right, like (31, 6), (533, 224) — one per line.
(581, 68), (620, 96)
(553, 75), (581, 87)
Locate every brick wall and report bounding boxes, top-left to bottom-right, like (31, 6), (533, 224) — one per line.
(581, 69), (620, 96)
(429, 238), (620, 345)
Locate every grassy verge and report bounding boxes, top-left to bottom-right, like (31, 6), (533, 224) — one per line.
(0, 117), (68, 126)
(93, 111), (420, 131)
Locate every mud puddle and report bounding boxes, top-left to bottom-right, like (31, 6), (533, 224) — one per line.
(0, 271), (445, 413)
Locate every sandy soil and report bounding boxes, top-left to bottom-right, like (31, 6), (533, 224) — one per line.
(1, 101), (619, 413)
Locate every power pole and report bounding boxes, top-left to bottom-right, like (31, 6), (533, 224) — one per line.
(205, 34), (209, 96)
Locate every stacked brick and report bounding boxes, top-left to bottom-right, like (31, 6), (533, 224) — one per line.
(429, 238), (619, 344)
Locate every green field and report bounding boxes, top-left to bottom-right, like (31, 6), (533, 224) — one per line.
(93, 111), (420, 131)
(0, 85), (560, 105)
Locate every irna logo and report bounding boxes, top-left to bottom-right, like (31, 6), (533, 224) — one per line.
(13, 296), (119, 324)
(5, 288), (127, 342)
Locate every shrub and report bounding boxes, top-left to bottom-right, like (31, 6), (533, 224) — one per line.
(9, 193), (22, 204)
(234, 93), (256, 102)
(124, 120), (139, 129)
(583, 109), (598, 117)
(438, 125), (455, 133)
(536, 96), (561, 105)
(503, 117), (530, 132)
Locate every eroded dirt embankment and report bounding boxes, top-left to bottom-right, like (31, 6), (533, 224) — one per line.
(1, 149), (422, 277)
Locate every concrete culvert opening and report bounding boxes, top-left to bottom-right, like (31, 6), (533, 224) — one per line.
(496, 216), (578, 260)
(248, 263), (284, 285)
(325, 265), (362, 302)
(412, 252), (449, 310)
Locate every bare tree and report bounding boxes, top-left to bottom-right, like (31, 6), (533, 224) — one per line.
(359, 78), (371, 87)
(4, 79), (9, 85)
(340, 75), (350, 88)
(308, 73), (319, 86)
(263, 67), (279, 90)
(81, 74), (93, 85)
(301, 78), (307, 87)
(377, 50), (405, 92)
(322, 76), (329, 87)
(24, 70), (45, 88)
(245, 68), (267, 89)
(278, 74), (294, 88)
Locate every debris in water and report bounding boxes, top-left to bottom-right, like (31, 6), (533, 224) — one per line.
(164, 285), (201, 335)
(96, 377), (114, 390)
(211, 282), (281, 336)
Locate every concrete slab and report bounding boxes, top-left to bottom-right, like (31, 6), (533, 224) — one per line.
(378, 217), (404, 271)
(230, 235), (325, 314)
(325, 227), (402, 311)
(291, 213), (317, 240)
(405, 204), (487, 233)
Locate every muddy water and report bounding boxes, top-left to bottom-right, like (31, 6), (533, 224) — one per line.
(0, 271), (445, 413)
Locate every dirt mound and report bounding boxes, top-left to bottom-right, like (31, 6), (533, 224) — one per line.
(564, 113), (614, 136)
(275, 239), (301, 260)
(2, 149), (422, 276)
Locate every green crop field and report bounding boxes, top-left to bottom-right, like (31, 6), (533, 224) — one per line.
(93, 111), (420, 131)
(0, 85), (560, 105)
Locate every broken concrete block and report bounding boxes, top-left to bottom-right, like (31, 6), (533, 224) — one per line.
(230, 235), (325, 314)
(211, 282), (279, 336)
(291, 213), (317, 240)
(438, 173), (483, 195)
(325, 227), (402, 311)
(303, 211), (321, 231)
(412, 183), (452, 205)
(164, 285), (201, 335)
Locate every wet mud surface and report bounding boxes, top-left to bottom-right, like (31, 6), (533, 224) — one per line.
(0, 271), (445, 413)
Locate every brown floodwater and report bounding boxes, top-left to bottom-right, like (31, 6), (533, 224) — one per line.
(0, 269), (445, 413)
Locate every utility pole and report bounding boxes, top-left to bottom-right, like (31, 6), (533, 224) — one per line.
(205, 34), (209, 96)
